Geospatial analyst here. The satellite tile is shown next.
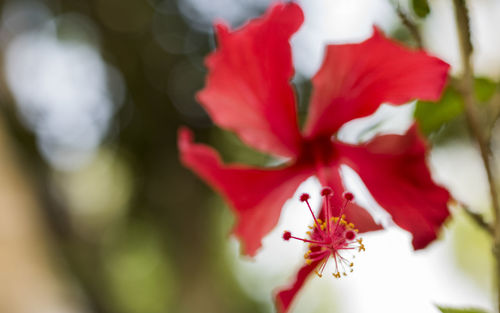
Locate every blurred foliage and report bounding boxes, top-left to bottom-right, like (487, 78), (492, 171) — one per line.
(438, 307), (489, 313)
(415, 87), (463, 136)
(411, 0), (430, 18)
(474, 78), (497, 103)
(451, 210), (493, 292)
(0, 0), (267, 312)
(415, 77), (497, 137)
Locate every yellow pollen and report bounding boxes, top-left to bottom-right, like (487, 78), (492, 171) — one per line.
(356, 238), (365, 251)
(349, 262), (354, 267)
(306, 259), (312, 265)
(343, 272), (347, 276)
(315, 271), (323, 278)
(306, 231), (311, 235)
(333, 272), (341, 278)
(348, 223), (355, 228)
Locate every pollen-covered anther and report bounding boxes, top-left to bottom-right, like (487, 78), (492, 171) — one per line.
(357, 238), (366, 252)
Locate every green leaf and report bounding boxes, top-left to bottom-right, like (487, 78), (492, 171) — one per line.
(412, 0), (430, 18)
(438, 306), (489, 313)
(474, 77), (497, 102)
(414, 87), (463, 135)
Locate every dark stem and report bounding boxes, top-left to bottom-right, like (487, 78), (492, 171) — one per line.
(395, 5), (423, 49)
(486, 88), (500, 143)
(452, 1), (500, 312)
(459, 202), (494, 235)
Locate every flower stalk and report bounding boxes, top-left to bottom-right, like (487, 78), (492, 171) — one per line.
(452, 0), (500, 311)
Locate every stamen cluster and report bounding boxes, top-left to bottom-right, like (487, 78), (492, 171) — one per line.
(283, 188), (365, 278)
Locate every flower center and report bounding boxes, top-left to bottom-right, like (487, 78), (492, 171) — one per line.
(299, 136), (337, 167)
(283, 187), (365, 278)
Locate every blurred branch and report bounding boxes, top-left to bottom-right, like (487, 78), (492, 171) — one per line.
(457, 201), (494, 235)
(453, 1), (500, 312)
(394, 5), (423, 48)
(486, 87), (500, 143)
(452, 0), (499, 225)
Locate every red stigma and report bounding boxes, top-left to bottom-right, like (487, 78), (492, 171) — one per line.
(321, 187), (333, 196)
(283, 231), (292, 241)
(300, 193), (310, 202)
(344, 230), (356, 241)
(343, 192), (354, 201)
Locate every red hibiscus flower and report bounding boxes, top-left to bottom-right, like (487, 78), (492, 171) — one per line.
(178, 2), (450, 311)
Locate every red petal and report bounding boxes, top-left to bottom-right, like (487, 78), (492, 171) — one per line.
(304, 27), (450, 138)
(197, 3), (303, 158)
(275, 261), (319, 313)
(178, 128), (314, 255)
(316, 165), (382, 232)
(335, 125), (450, 249)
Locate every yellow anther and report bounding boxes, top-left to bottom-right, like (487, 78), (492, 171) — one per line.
(358, 244), (365, 252)
(350, 269), (353, 273)
(340, 220), (347, 225)
(315, 271), (323, 278)
(317, 219), (323, 223)
(354, 229), (359, 232)
(343, 272), (347, 276)
(306, 231), (311, 235)
(341, 214), (346, 219)
(349, 262), (354, 267)
(330, 217), (335, 221)
(308, 226), (313, 229)
(348, 223), (355, 228)
(333, 272), (341, 278)
(306, 259), (312, 265)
